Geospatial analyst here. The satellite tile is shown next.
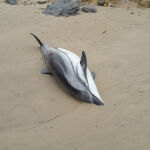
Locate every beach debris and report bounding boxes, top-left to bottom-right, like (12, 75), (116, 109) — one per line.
(141, 0), (150, 8)
(43, 0), (80, 17)
(102, 30), (107, 34)
(130, 11), (134, 14)
(5, 0), (17, 5)
(108, 2), (115, 7)
(81, 4), (97, 13)
(97, 0), (105, 6)
(35, 0), (48, 4)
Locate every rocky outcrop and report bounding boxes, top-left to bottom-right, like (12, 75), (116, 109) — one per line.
(43, 0), (80, 17)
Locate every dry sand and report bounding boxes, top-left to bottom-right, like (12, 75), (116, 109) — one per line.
(0, 3), (150, 150)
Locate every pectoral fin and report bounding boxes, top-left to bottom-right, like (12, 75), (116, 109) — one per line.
(91, 72), (95, 79)
(41, 68), (53, 75)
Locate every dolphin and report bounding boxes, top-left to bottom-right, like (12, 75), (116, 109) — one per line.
(30, 33), (104, 106)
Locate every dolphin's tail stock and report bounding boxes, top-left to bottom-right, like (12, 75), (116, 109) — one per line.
(30, 33), (43, 47)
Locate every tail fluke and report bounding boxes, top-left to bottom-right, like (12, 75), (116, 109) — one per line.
(30, 33), (43, 47)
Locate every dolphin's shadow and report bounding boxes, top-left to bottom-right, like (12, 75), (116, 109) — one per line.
(44, 73), (83, 104)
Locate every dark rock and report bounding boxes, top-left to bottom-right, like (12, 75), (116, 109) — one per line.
(97, 0), (105, 6)
(5, 0), (17, 5)
(37, 0), (48, 4)
(43, 0), (80, 17)
(81, 5), (97, 13)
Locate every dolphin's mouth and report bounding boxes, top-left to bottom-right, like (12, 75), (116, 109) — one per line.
(92, 94), (104, 106)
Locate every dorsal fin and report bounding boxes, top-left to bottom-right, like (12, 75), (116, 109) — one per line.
(80, 51), (87, 78)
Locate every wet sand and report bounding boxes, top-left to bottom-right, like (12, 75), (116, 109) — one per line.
(0, 3), (150, 150)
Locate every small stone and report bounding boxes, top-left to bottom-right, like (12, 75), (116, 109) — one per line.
(108, 2), (115, 7)
(104, 3), (108, 7)
(37, 0), (48, 4)
(31, 0), (48, 4)
(130, 12), (134, 14)
(5, 0), (17, 5)
(97, 0), (105, 6)
(102, 30), (107, 34)
(81, 5), (97, 13)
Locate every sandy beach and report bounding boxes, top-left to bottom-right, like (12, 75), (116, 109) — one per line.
(0, 2), (150, 150)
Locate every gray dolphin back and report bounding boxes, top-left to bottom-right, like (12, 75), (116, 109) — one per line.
(48, 52), (93, 103)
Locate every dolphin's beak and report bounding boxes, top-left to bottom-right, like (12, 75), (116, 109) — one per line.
(92, 94), (104, 106)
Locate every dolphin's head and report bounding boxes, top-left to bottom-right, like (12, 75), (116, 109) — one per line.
(92, 94), (104, 106)
(78, 90), (93, 104)
(72, 89), (104, 105)
(69, 88), (93, 104)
